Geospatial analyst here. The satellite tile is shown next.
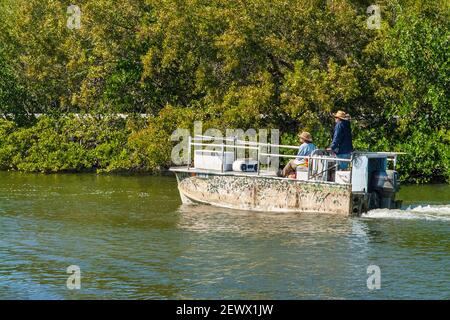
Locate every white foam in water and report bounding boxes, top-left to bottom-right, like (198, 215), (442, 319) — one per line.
(362, 205), (450, 221)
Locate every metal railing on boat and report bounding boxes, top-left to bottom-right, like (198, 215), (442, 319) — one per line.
(187, 135), (353, 182)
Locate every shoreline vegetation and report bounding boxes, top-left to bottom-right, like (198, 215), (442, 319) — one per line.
(0, 0), (448, 183)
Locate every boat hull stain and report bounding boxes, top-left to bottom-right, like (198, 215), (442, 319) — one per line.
(175, 172), (352, 215)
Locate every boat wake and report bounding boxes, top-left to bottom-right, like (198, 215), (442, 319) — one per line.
(362, 205), (450, 221)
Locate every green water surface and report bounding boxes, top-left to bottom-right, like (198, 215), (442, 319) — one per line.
(0, 172), (449, 299)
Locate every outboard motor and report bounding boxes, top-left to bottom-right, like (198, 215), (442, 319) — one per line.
(372, 170), (401, 208)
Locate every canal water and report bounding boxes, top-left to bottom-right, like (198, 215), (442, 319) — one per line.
(0, 172), (448, 299)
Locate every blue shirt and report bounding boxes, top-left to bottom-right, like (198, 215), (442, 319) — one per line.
(296, 142), (316, 162)
(330, 120), (353, 155)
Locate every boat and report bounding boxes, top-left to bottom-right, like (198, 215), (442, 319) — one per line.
(170, 135), (403, 216)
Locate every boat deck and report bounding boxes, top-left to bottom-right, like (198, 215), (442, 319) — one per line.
(169, 166), (347, 186)
(170, 166), (277, 177)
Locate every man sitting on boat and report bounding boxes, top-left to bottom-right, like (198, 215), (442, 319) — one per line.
(327, 110), (353, 170)
(279, 132), (316, 178)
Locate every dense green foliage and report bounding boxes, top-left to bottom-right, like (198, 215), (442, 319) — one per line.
(0, 0), (448, 182)
(0, 115), (174, 173)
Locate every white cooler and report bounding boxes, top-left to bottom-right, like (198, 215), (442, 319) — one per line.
(232, 159), (258, 172)
(296, 167), (309, 180)
(194, 150), (234, 171)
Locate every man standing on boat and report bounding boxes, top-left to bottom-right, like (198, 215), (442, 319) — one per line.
(327, 110), (353, 170)
(279, 132), (316, 177)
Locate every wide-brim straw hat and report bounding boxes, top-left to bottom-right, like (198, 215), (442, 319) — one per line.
(333, 110), (351, 120)
(299, 131), (313, 142)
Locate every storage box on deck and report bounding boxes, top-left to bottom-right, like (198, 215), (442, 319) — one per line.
(296, 167), (309, 181)
(194, 150), (234, 171)
(232, 159), (258, 172)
